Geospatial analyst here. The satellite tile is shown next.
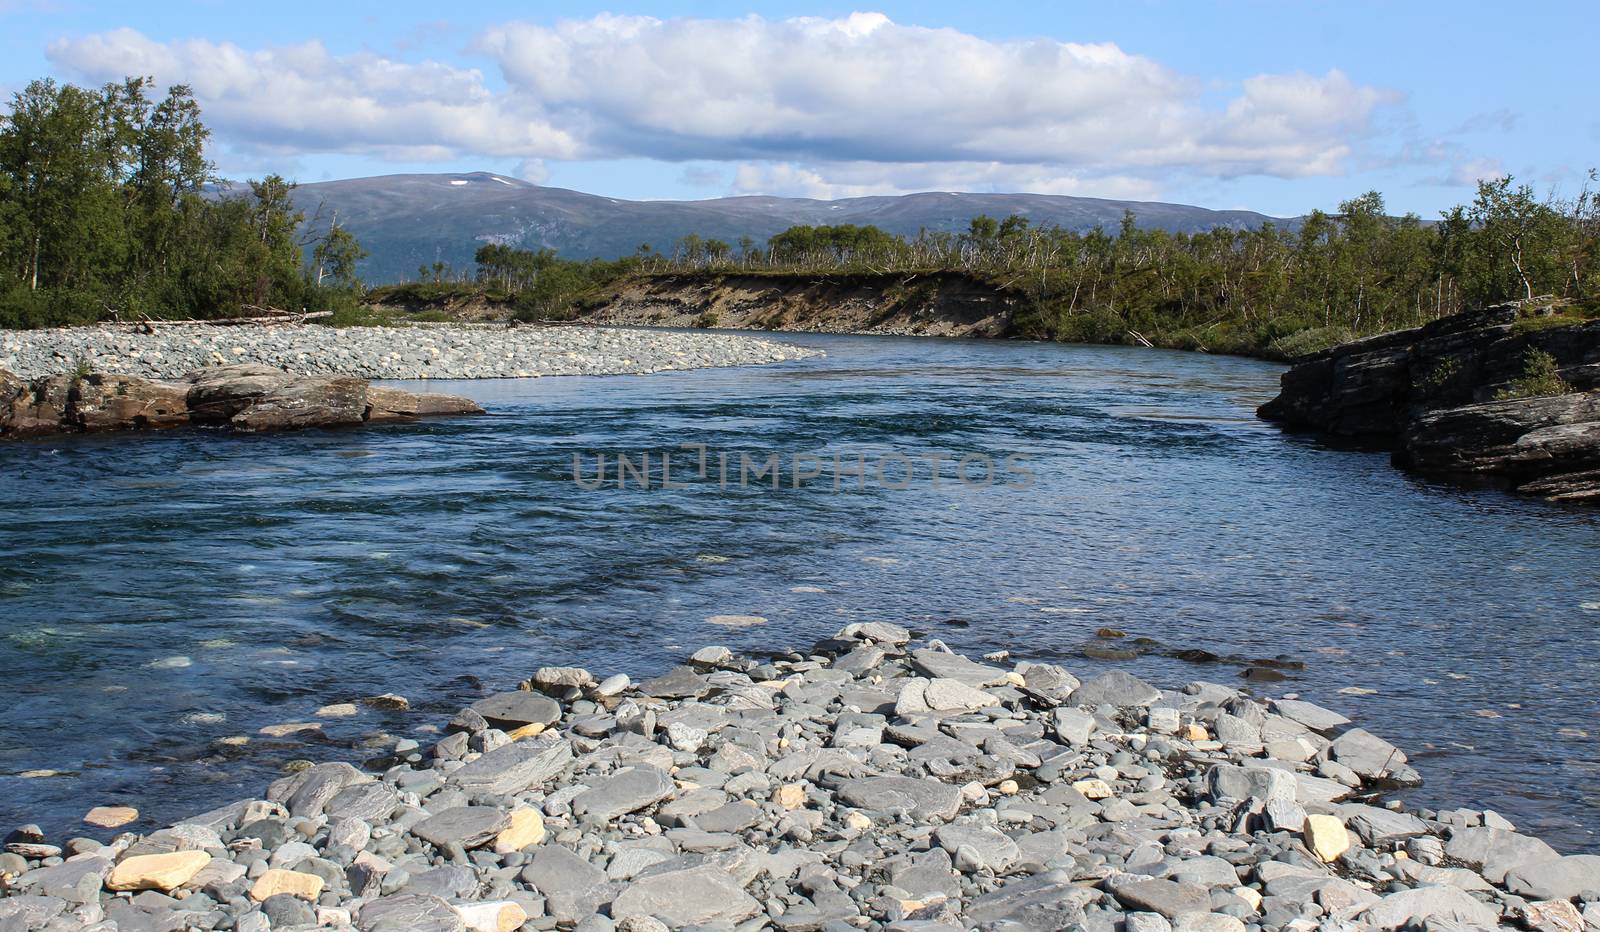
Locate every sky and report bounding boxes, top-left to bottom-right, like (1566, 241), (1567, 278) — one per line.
(2, 1), (1595, 218)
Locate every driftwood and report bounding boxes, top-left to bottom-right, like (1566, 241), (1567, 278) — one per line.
(125, 308), (333, 329)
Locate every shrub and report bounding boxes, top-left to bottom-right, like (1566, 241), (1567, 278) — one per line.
(1495, 348), (1571, 400)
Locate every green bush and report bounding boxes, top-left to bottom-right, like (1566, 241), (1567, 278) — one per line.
(1495, 348), (1571, 399)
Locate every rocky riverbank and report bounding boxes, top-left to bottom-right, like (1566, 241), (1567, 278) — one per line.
(1258, 303), (1600, 502)
(0, 324), (821, 382)
(3, 629), (1591, 932)
(1, 364), (483, 438)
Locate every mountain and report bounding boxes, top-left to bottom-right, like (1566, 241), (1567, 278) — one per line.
(276, 172), (1297, 284)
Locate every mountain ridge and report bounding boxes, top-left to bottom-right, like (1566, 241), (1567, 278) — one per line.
(266, 172), (1300, 284)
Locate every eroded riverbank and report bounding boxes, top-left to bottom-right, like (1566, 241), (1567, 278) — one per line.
(2, 631), (1592, 932)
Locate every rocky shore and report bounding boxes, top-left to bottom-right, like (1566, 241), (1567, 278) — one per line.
(1259, 304), (1600, 502)
(3, 629), (1592, 932)
(0, 324), (821, 382)
(1, 364), (484, 438)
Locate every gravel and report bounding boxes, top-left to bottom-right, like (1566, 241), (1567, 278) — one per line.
(0, 627), (1579, 931)
(0, 323), (821, 381)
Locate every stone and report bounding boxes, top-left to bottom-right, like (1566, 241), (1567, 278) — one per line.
(1303, 814), (1351, 862)
(1505, 855), (1600, 901)
(1112, 879), (1213, 919)
(638, 666), (709, 699)
(8, 855), (112, 903)
(105, 850), (211, 892)
(519, 846), (608, 923)
(610, 863), (762, 926)
(69, 372), (191, 431)
(1327, 727), (1407, 779)
(1070, 779), (1113, 800)
(1068, 670), (1161, 707)
(493, 807), (547, 853)
(325, 781), (399, 822)
(934, 824), (1020, 872)
(835, 776), (963, 821)
(1126, 913), (1174, 932)
(449, 734), (572, 795)
(455, 900), (529, 932)
(922, 678), (1000, 711)
(231, 375), (371, 431)
(358, 893), (467, 932)
(572, 766), (676, 820)
(1270, 698), (1351, 732)
(83, 806), (139, 828)
(363, 386), (483, 423)
(909, 649), (1010, 687)
(1203, 764), (1297, 804)
(1171, 914), (1247, 932)
(964, 870), (1097, 927)
(470, 691), (561, 729)
(262, 893), (318, 928)
(774, 783), (808, 809)
(1525, 898), (1586, 932)
(1444, 826), (1562, 883)
(1359, 885), (1502, 929)
(411, 806), (512, 849)
(533, 666), (595, 689)
(1052, 707), (1095, 744)
(248, 868), (325, 902)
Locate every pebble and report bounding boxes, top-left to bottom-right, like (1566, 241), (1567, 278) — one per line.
(0, 323), (821, 380)
(0, 631), (1579, 932)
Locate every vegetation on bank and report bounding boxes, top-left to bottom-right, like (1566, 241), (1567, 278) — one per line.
(0, 77), (366, 329)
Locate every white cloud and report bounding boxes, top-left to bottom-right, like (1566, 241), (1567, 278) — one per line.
(46, 14), (1400, 194)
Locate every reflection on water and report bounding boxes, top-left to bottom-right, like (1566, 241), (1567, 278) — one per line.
(1, 332), (1597, 849)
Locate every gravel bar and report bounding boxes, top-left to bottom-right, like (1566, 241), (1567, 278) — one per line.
(1, 627), (1588, 931)
(0, 324), (821, 381)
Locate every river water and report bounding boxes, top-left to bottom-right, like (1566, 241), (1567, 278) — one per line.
(2, 332), (1597, 849)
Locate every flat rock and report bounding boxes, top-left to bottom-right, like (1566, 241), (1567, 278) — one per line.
(834, 776), (963, 821)
(923, 678), (1000, 711)
(1359, 885), (1502, 929)
(105, 850), (212, 892)
(934, 824), (1020, 872)
(909, 649), (1010, 687)
(964, 870), (1097, 927)
(1327, 727), (1407, 779)
(358, 894), (467, 932)
(1069, 670), (1161, 707)
(1113, 879), (1213, 919)
(611, 863), (761, 926)
(1504, 854), (1600, 901)
(638, 666), (709, 699)
(449, 734), (572, 795)
(411, 806), (511, 849)
(470, 691), (561, 729)
(1271, 698), (1352, 732)
(572, 766), (676, 820)
(1204, 764), (1297, 804)
(1444, 826), (1561, 883)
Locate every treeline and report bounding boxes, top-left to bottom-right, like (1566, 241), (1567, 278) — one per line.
(0, 76), (366, 329)
(652, 180), (1600, 356)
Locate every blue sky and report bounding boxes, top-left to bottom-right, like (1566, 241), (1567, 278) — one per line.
(3, 1), (1594, 218)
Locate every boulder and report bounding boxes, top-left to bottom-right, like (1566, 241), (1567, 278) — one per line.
(69, 373), (189, 431)
(1068, 670), (1161, 707)
(364, 385), (483, 423)
(1504, 854), (1600, 901)
(610, 863), (761, 926)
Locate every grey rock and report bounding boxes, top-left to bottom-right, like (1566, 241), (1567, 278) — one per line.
(1271, 698), (1352, 732)
(261, 893), (317, 929)
(1203, 764), (1297, 804)
(1126, 912), (1174, 932)
(610, 863), (762, 926)
(934, 824), (1019, 872)
(470, 691), (561, 729)
(572, 766), (676, 820)
(7, 855), (111, 903)
(1112, 879), (1213, 919)
(1051, 708), (1095, 745)
(890, 849), (962, 899)
(357, 894), (466, 932)
(638, 666), (709, 699)
(410, 806), (511, 849)
(909, 649), (1009, 687)
(325, 781), (399, 822)
(519, 846), (609, 923)
(1068, 671), (1161, 708)
(1327, 728), (1407, 779)
(1504, 854), (1600, 901)
(400, 865), (478, 899)
(1444, 826), (1561, 884)
(1359, 885), (1502, 929)
(964, 870), (1097, 927)
(449, 733), (573, 795)
(834, 776), (963, 821)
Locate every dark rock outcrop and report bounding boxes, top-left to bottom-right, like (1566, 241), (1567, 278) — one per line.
(1259, 304), (1600, 502)
(0, 364), (483, 439)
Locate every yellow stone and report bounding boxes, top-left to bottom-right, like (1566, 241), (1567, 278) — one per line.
(456, 901), (529, 932)
(1304, 814), (1351, 862)
(1071, 779), (1114, 800)
(493, 808), (546, 853)
(843, 811), (872, 831)
(1232, 886), (1263, 911)
(506, 722), (546, 740)
(106, 851), (212, 892)
(774, 783), (807, 810)
(996, 780), (1020, 796)
(84, 805), (139, 828)
(1183, 723), (1210, 741)
(316, 703), (359, 718)
(1004, 672), (1027, 687)
(249, 868), (325, 902)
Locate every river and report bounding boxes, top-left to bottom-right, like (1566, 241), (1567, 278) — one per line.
(1, 332), (1596, 848)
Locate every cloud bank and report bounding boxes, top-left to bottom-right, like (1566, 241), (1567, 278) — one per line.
(48, 13), (1399, 197)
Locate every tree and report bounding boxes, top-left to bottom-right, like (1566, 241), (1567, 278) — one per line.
(312, 223), (367, 289)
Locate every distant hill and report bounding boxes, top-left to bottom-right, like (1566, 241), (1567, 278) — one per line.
(263, 172), (1297, 284)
